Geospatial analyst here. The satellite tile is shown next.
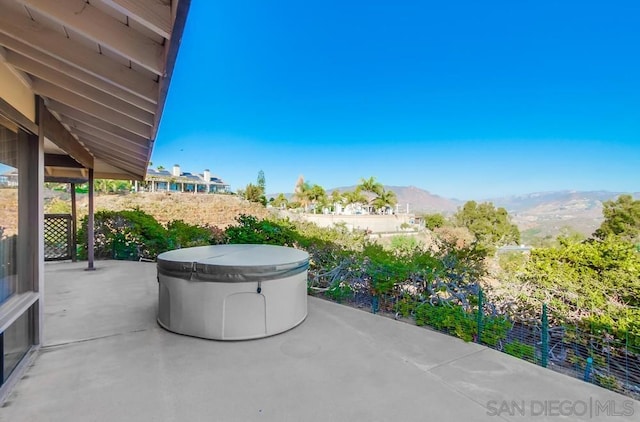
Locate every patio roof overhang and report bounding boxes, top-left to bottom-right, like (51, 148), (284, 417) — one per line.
(0, 0), (190, 181)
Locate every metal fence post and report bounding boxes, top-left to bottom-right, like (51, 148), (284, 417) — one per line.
(625, 331), (629, 391)
(476, 288), (483, 344)
(584, 357), (593, 382)
(541, 303), (549, 368)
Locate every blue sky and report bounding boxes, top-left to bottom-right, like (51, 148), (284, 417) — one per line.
(153, 0), (639, 199)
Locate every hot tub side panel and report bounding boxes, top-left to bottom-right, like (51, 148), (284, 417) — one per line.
(260, 272), (308, 337)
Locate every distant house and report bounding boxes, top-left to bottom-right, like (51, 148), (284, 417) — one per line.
(142, 164), (230, 193)
(0, 169), (18, 187)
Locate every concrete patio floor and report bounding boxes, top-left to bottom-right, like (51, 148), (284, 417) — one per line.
(0, 260), (637, 421)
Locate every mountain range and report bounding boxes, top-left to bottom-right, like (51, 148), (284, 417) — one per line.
(272, 186), (638, 240)
(394, 187), (638, 240)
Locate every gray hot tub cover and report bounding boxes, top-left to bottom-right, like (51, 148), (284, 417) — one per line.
(157, 244), (309, 282)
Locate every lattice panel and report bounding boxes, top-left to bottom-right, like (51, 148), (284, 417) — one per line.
(44, 214), (72, 261)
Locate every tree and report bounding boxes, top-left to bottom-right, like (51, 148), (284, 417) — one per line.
(94, 179), (131, 194)
(257, 170), (266, 193)
(358, 176), (383, 196)
(329, 190), (343, 212)
(556, 226), (586, 245)
(371, 189), (397, 213)
(157, 166), (165, 172)
(506, 236), (640, 333)
(307, 184), (327, 213)
(453, 201), (520, 251)
(342, 189), (367, 206)
(243, 183), (265, 205)
(293, 175), (312, 211)
(594, 195), (640, 244)
(423, 213), (446, 230)
(272, 193), (288, 209)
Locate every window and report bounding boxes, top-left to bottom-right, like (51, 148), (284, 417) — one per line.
(0, 125), (18, 304)
(1, 304), (33, 382)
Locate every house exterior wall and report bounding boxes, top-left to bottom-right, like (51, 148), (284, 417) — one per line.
(144, 168), (230, 193)
(299, 214), (416, 233)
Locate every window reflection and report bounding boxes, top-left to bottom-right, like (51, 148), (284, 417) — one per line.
(0, 125), (18, 304)
(2, 305), (32, 382)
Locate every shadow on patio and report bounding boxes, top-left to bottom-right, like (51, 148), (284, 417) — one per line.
(0, 260), (637, 421)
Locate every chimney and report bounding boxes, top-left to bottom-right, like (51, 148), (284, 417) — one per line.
(172, 164), (180, 177)
(203, 169), (211, 181)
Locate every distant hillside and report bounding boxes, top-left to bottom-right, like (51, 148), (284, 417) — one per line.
(326, 187), (638, 239)
(486, 191), (638, 240)
(385, 185), (461, 213)
(486, 190), (630, 213)
(327, 185), (461, 213)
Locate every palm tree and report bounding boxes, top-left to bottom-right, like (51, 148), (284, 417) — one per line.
(342, 189), (368, 214)
(372, 189), (397, 214)
(358, 176), (383, 196)
(307, 184), (327, 214)
(330, 190), (343, 212)
(272, 193), (289, 209)
(293, 175), (312, 211)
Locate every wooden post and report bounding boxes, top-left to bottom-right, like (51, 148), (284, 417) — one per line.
(86, 168), (95, 270)
(70, 182), (77, 262)
(34, 98), (45, 345)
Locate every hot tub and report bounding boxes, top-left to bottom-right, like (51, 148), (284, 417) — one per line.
(157, 244), (309, 340)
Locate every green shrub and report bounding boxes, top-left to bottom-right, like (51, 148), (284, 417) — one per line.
(414, 303), (476, 342)
(225, 214), (296, 246)
(78, 209), (169, 260)
(504, 340), (535, 361)
(394, 293), (419, 318)
(480, 314), (511, 347)
(325, 281), (353, 303)
(167, 220), (221, 248)
(414, 302), (509, 345)
(594, 373), (620, 391)
(387, 235), (422, 256)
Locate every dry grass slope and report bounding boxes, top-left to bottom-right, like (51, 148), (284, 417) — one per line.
(0, 189), (18, 236)
(74, 192), (270, 228)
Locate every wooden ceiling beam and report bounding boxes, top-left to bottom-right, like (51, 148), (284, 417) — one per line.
(50, 103), (150, 147)
(0, 98), (38, 134)
(80, 142), (145, 176)
(3, 48), (155, 113)
(40, 105), (94, 169)
(10, 55), (154, 125)
(18, 0), (164, 75)
(44, 175), (88, 184)
(34, 81), (152, 138)
(44, 153), (84, 168)
(72, 128), (149, 160)
(59, 118), (149, 149)
(0, 46), (32, 88)
(0, 113), (19, 133)
(0, 9), (159, 102)
(101, 0), (173, 39)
